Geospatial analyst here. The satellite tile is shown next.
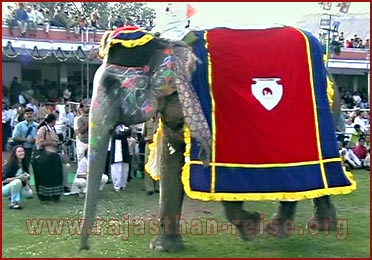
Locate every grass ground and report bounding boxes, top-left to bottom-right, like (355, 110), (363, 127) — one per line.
(2, 168), (370, 258)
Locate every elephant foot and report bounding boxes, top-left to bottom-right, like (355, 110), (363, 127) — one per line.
(265, 201), (297, 238)
(79, 238), (90, 251)
(265, 218), (294, 238)
(307, 196), (337, 231)
(306, 217), (337, 231)
(222, 202), (261, 241)
(149, 235), (184, 252)
(235, 211), (261, 241)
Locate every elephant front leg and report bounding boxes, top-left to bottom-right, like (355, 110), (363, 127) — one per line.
(222, 201), (261, 241)
(149, 124), (185, 252)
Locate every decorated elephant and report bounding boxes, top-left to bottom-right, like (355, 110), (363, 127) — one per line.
(79, 23), (356, 252)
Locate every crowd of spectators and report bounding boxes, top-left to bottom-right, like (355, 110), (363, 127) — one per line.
(5, 3), (101, 40)
(318, 30), (369, 55)
(336, 87), (370, 171)
(4, 3), (143, 40)
(337, 32), (370, 49)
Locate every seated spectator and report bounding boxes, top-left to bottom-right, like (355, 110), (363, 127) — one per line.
(354, 111), (369, 134)
(6, 5), (18, 36)
(349, 124), (364, 147)
(352, 91), (362, 105)
(90, 10), (100, 40)
(34, 6), (45, 28)
(338, 31), (345, 47)
(344, 116), (355, 140)
(345, 40), (352, 48)
(71, 14), (85, 37)
(112, 15), (125, 29)
(43, 9), (51, 35)
(26, 5), (37, 36)
(15, 3), (28, 36)
(2, 145), (33, 209)
(353, 137), (368, 163)
(364, 150), (370, 171)
(52, 7), (73, 37)
(364, 39), (370, 49)
(69, 148), (108, 198)
(341, 141), (363, 169)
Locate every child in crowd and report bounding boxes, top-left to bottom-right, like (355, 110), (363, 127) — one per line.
(69, 148), (108, 198)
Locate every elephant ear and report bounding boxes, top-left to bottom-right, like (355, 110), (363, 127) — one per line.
(172, 45), (212, 166)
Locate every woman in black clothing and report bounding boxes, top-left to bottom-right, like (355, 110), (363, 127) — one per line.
(32, 113), (64, 201)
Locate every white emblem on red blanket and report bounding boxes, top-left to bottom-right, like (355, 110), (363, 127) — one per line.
(251, 78), (283, 111)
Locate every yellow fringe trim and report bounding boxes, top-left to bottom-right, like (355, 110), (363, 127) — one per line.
(144, 120), (162, 181)
(181, 125), (356, 201)
(327, 75), (335, 109)
(98, 30), (114, 59)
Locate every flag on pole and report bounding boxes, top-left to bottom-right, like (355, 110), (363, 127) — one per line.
(186, 4), (197, 18)
(322, 2), (333, 10)
(339, 2), (351, 13)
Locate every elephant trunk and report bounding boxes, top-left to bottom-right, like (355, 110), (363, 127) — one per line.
(80, 131), (111, 250)
(79, 77), (120, 250)
(80, 172), (105, 250)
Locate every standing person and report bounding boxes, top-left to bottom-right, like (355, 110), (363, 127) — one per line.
(2, 103), (12, 151)
(142, 117), (160, 196)
(32, 113), (64, 202)
(62, 104), (76, 161)
(10, 77), (22, 106)
(75, 101), (90, 162)
(127, 130), (138, 182)
(12, 107), (38, 172)
(61, 104), (75, 139)
(2, 145), (33, 209)
(110, 125), (131, 192)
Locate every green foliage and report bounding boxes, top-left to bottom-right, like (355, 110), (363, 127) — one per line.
(2, 170), (370, 257)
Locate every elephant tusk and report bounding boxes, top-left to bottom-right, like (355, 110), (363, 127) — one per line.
(167, 143), (176, 154)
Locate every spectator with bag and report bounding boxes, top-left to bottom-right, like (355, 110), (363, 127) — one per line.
(2, 145), (33, 209)
(32, 113), (64, 202)
(11, 107), (38, 172)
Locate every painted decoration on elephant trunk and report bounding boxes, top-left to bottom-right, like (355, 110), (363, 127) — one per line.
(100, 65), (157, 125)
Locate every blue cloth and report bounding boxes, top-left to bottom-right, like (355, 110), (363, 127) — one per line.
(12, 121), (39, 149)
(2, 179), (22, 203)
(15, 9), (28, 22)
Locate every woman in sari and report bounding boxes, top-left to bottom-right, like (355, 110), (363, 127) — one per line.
(33, 113), (64, 201)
